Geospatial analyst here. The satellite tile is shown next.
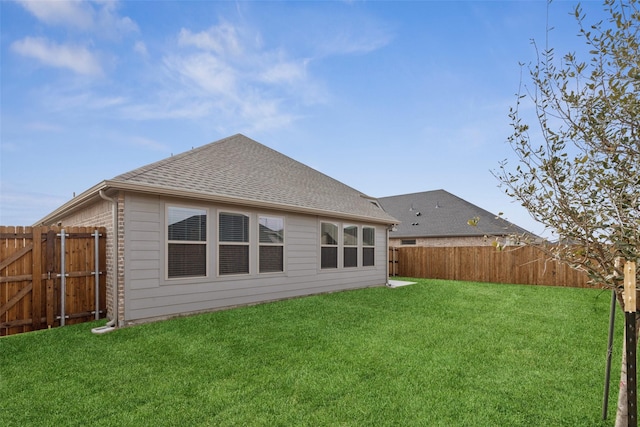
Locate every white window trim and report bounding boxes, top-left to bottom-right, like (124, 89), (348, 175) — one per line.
(165, 204), (209, 280)
(258, 214), (286, 274)
(319, 221), (378, 271)
(218, 210), (251, 276)
(320, 221), (340, 270)
(343, 224), (359, 268)
(362, 225), (376, 267)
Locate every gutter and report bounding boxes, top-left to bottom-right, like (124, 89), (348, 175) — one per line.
(36, 179), (398, 227)
(91, 190), (118, 334)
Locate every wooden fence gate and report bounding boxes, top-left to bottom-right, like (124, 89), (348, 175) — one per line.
(0, 226), (107, 336)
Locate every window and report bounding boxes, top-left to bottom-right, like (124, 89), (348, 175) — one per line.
(401, 239), (416, 245)
(343, 225), (358, 268)
(321, 222), (338, 269)
(167, 206), (207, 278)
(259, 216), (284, 273)
(363, 226), (375, 267)
(219, 212), (249, 275)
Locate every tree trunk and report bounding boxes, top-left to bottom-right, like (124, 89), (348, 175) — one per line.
(616, 336), (628, 427)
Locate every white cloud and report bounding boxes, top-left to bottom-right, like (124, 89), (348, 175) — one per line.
(309, 13), (393, 57)
(11, 36), (103, 76)
(15, 0), (94, 30)
(238, 96), (296, 132)
(154, 21), (310, 132)
(133, 40), (148, 57)
(94, 1), (138, 36)
(320, 30), (391, 56)
(15, 0), (138, 38)
(119, 96), (215, 121)
(165, 53), (237, 96)
(260, 59), (308, 84)
(178, 23), (243, 56)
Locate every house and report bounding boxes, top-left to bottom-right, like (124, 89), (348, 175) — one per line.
(36, 134), (398, 327)
(377, 189), (535, 247)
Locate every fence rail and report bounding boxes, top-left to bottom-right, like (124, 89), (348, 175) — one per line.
(390, 245), (590, 288)
(0, 226), (107, 336)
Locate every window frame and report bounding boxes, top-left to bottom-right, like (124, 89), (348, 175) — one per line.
(320, 221), (339, 269)
(319, 221), (378, 271)
(166, 204), (209, 280)
(218, 210), (251, 276)
(258, 214), (285, 274)
(362, 226), (376, 267)
(343, 224), (359, 268)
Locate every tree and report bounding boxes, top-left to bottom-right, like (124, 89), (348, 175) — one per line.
(495, 0), (639, 425)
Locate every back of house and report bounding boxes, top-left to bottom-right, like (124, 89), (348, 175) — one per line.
(37, 134), (398, 326)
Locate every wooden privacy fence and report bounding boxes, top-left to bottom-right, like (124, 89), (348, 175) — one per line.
(390, 246), (590, 288)
(0, 226), (107, 336)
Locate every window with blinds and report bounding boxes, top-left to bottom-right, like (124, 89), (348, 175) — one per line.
(219, 212), (250, 275)
(363, 226), (375, 267)
(259, 216), (284, 273)
(167, 206), (207, 278)
(321, 222), (338, 269)
(343, 225), (358, 268)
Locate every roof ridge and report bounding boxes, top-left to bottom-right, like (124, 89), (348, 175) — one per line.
(113, 134), (242, 182)
(103, 134), (395, 223)
(378, 189), (448, 199)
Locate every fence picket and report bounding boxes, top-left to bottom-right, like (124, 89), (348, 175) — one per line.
(391, 246), (589, 288)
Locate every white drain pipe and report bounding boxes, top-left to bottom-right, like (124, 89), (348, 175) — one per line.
(92, 190), (119, 334)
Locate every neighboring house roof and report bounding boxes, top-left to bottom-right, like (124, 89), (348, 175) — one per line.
(37, 134), (397, 225)
(377, 189), (534, 239)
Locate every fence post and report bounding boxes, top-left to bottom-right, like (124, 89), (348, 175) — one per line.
(59, 229), (66, 327)
(624, 261), (638, 427)
(31, 227), (42, 330)
(45, 229), (56, 327)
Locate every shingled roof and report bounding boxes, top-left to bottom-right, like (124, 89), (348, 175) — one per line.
(38, 134), (397, 225)
(377, 189), (534, 238)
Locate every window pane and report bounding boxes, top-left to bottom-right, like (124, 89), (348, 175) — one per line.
(321, 247), (338, 269)
(344, 247), (358, 268)
(168, 207), (206, 241)
(363, 227), (375, 247)
(344, 225), (358, 246)
(219, 245), (249, 275)
(321, 222), (338, 245)
(363, 247), (375, 266)
(260, 246), (283, 273)
(219, 213), (249, 242)
(168, 243), (206, 277)
(259, 216), (284, 243)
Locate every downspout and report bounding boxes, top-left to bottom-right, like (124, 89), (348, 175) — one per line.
(91, 190), (118, 334)
(386, 225), (391, 287)
(385, 224), (398, 287)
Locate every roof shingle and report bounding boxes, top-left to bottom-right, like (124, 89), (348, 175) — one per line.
(378, 189), (534, 238)
(113, 134), (396, 223)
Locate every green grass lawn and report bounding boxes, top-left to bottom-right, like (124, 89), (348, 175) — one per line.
(1, 279), (623, 426)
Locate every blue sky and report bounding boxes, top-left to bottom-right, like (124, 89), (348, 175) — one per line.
(1, 0), (609, 237)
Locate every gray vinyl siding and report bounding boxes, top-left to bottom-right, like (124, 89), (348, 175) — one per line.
(123, 193), (389, 323)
